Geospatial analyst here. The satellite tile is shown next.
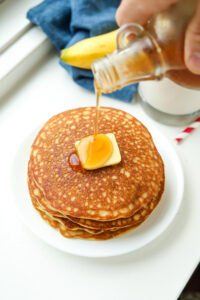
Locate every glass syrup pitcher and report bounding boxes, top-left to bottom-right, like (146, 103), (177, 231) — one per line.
(92, 0), (200, 92)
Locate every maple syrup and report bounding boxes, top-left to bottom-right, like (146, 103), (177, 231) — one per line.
(68, 151), (85, 173)
(94, 83), (101, 135)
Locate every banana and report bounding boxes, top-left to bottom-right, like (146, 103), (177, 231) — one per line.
(60, 29), (118, 69)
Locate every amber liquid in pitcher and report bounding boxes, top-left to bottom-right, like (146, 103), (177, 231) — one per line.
(145, 0), (200, 89)
(149, 23), (200, 89)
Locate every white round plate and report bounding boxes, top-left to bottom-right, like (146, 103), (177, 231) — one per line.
(11, 121), (184, 258)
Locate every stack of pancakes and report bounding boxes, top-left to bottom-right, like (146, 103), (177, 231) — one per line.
(28, 107), (164, 240)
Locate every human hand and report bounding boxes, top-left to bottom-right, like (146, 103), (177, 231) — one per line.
(116, 0), (200, 75)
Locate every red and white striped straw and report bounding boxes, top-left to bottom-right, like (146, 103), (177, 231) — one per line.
(175, 117), (200, 143)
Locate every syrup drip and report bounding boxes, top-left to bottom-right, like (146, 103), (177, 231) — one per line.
(94, 83), (101, 135)
(69, 81), (113, 171)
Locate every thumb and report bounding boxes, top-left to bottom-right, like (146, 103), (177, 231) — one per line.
(185, 0), (200, 74)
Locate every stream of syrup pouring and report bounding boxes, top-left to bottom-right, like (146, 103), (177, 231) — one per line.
(69, 81), (113, 171)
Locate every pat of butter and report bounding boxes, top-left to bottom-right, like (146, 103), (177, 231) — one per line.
(75, 133), (121, 168)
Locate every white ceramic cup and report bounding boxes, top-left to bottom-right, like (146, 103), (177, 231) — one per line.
(138, 79), (200, 125)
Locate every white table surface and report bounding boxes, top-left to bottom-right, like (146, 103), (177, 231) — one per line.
(0, 0), (41, 53)
(0, 49), (200, 300)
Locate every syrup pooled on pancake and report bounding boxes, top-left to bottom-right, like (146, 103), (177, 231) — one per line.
(68, 152), (85, 173)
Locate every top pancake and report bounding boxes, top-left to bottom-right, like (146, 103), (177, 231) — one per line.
(29, 107), (164, 221)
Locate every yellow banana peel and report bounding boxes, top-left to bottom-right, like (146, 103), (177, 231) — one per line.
(60, 29), (118, 69)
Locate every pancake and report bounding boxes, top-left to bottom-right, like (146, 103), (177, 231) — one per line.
(37, 209), (143, 240)
(27, 106), (165, 240)
(29, 107), (164, 221)
(66, 178), (164, 229)
(28, 166), (164, 234)
(28, 171), (105, 235)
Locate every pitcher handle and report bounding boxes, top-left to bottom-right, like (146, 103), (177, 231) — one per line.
(117, 23), (145, 50)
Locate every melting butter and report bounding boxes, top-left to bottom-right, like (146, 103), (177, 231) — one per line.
(75, 133), (121, 170)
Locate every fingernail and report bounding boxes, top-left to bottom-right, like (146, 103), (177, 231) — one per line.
(188, 52), (200, 74)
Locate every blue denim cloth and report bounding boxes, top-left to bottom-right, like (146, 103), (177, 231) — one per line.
(27, 0), (138, 102)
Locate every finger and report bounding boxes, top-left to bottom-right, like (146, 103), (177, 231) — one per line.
(116, 0), (152, 26)
(185, 0), (200, 74)
(116, 0), (179, 26)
